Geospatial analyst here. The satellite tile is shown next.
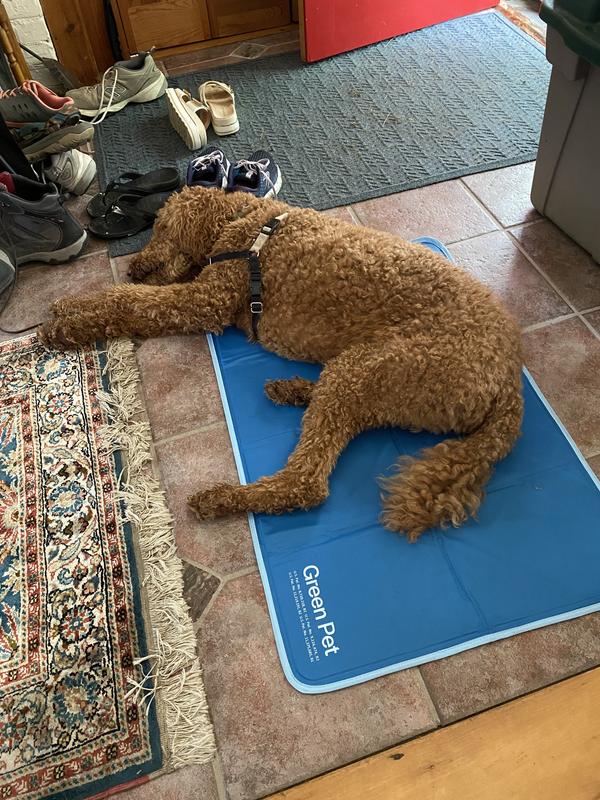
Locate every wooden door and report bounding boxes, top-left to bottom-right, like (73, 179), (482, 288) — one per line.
(300, 0), (496, 62)
(112, 0), (211, 54)
(207, 0), (290, 38)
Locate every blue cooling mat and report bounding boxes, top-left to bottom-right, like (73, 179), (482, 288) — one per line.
(206, 244), (600, 693)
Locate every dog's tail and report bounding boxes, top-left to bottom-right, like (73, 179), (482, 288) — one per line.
(381, 375), (523, 541)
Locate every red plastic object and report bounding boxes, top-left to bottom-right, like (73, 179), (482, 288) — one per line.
(302, 0), (497, 62)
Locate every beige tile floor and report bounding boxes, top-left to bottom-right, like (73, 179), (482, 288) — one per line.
(6, 157), (600, 800)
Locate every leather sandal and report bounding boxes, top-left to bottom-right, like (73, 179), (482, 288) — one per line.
(199, 81), (239, 136)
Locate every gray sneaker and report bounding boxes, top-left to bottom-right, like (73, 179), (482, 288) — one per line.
(0, 80), (75, 123)
(17, 117), (95, 161)
(67, 52), (168, 120)
(0, 172), (86, 265)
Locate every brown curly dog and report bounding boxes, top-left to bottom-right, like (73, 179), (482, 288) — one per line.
(40, 187), (523, 540)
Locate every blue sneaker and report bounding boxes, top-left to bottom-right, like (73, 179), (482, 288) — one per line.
(228, 150), (282, 198)
(186, 146), (230, 189)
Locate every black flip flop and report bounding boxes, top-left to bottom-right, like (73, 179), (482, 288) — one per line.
(87, 190), (175, 239)
(87, 168), (182, 218)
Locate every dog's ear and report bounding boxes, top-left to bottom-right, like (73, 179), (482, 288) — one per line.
(155, 187), (259, 263)
(223, 191), (258, 222)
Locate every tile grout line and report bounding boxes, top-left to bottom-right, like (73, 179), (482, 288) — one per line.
(506, 217), (543, 233)
(445, 228), (500, 247)
(457, 177), (507, 231)
(154, 419), (225, 447)
(221, 565), (259, 584)
(181, 555), (224, 583)
(350, 204), (367, 226)
(108, 253), (121, 285)
(196, 580), (225, 626)
(193, 567), (258, 627)
(579, 314), (600, 344)
(17, 243), (108, 276)
(346, 205), (363, 226)
(415, 667), (442, 727)
(444, 220), (545, 249)
(521, 313), (577, 334)
(212, 752), (229, 800)
(505, 229), (594, 327)
(77, 245), (109, 262)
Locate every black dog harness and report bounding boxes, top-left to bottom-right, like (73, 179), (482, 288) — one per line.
(201, 213), (288, 339)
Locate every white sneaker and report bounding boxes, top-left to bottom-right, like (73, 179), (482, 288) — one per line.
(45, 149), (97, 195)
(166, 87), (211, 151)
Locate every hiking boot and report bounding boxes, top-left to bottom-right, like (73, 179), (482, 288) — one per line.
(45, 149), (97, 195)
(0, 80), (75, 123)
(67, 52), (168, 121)
(228, 150), (282, 198)
(186, 146), (230, 189)
(0, 172), (86, 265)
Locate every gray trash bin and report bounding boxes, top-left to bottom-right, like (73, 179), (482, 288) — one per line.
(531, 2), (600, 263)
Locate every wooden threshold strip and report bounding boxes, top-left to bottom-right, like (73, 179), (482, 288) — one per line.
(267, 667), (600, 800)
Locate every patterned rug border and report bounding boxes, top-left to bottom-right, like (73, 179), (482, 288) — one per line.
(97, 338), (215, 770)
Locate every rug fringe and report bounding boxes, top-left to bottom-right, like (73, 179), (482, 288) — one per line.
(96, 338), (216, 769)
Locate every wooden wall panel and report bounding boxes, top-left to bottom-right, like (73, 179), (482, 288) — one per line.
(114, 0), (211, 53)
(207, 0), (290, 38)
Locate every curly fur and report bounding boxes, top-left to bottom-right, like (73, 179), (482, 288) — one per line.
(40, 188), (523, 540)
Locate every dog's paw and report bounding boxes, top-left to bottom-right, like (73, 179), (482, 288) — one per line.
(264, 377), (314, 407)
(127, 252), (159, 284)
(188, 484), (243, 519)
(39, 298), (106, 348)
(38, 305), (79, 349)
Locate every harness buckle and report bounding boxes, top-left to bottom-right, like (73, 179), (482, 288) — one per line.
(250, 301), (263, 314)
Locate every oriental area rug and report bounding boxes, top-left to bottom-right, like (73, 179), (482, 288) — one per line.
(0, 334), (214, 799)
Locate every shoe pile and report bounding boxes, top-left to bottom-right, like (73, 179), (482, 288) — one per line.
(0, 50), (169, 196)
(0, 51), (173, 325)
(0, 80), (97, 196)
(0, 46), (283, 251)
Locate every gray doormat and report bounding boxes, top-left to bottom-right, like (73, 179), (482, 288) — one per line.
(94, 11), (550, 257)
